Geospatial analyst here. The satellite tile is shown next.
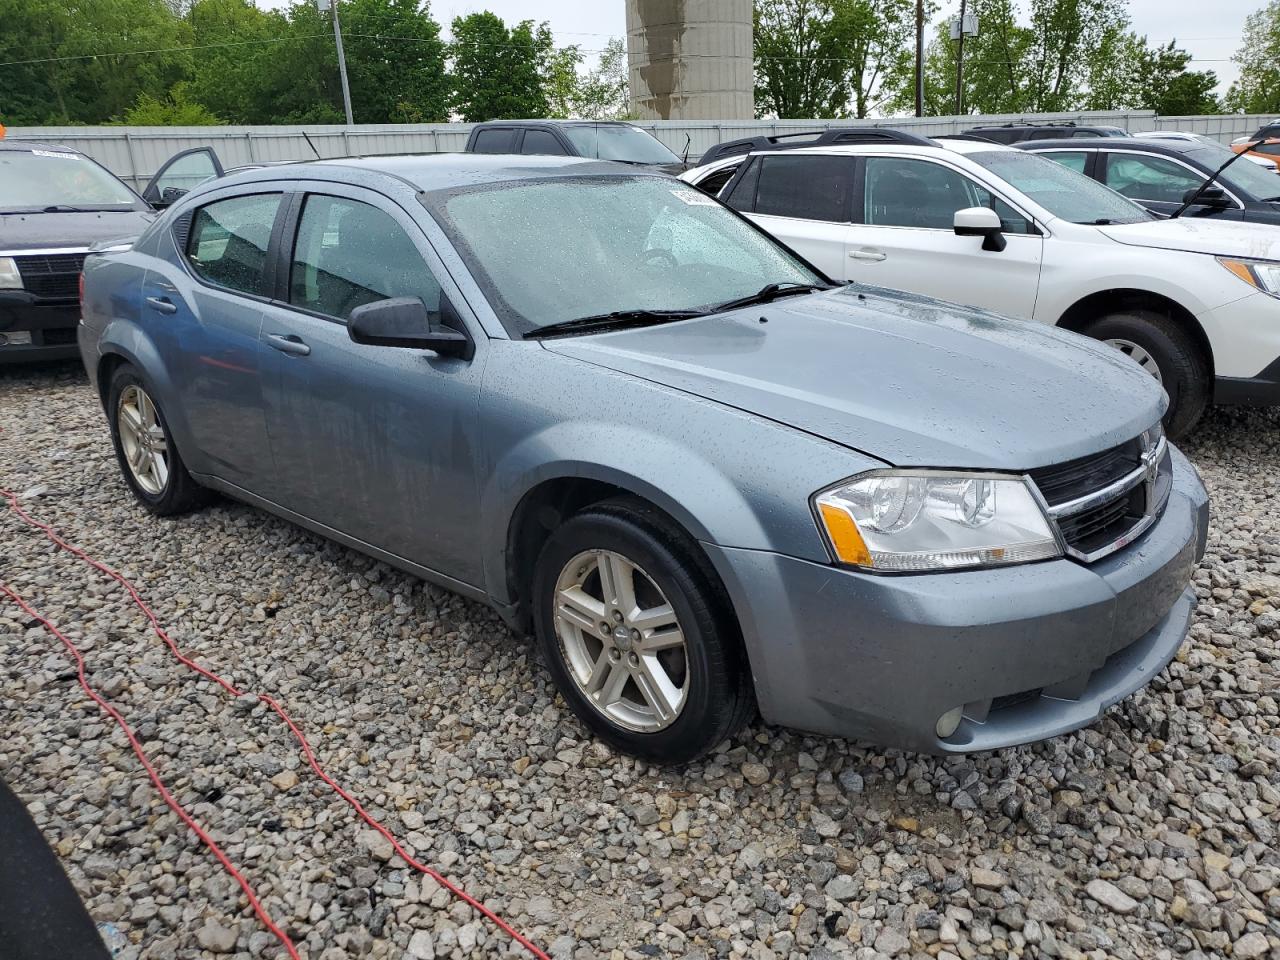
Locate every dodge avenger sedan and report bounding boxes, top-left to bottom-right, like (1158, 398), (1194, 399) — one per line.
(79, 154), (1209, 762)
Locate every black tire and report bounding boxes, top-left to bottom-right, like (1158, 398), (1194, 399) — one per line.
(106, 364), (207, 516)
(531, 497), (754, 764)
(1083, 311), (1209, 439)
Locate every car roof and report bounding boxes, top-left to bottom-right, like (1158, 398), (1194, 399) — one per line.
(0, 139), (86, 155)
(471, 119), (640, 128)
(1017, 137), (1200, 153)
(723, 138), (1016, 161)
(206, 152), (656, 195)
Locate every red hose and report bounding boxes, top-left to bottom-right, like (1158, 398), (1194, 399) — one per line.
(2, 489), (551, 960)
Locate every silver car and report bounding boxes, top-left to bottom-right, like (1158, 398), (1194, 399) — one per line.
(79, 155), (1209, 762)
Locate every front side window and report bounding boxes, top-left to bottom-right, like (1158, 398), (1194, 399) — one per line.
(1103, 154), (1204, 204)
(0, 149), (141, 212)
(186, 193), (281, 296)
(966, 149), (1154, 225)
(152, 150), (219, 196)
(560, 125), (681, 164)
(864, 157), (1032, 234)
(754, 155), (852, 222)
(1186, 142), (1280, 198)
(1038, 150), (1089, 174)
(428, 176), (820, 335)
(289, 195), (440, 321)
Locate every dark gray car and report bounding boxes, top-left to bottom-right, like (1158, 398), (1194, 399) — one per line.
(79, 154), (1209, 762)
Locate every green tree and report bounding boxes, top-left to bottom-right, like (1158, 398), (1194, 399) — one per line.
(339, 0), (450, 122)
(185, 0), (285, 124)
(450, 12), (549, 121)
(754, 0), (854, 117)
(829, 0), (922, 118)
(572, 37), (633, 119)
(542, 40), (584, 119)
(114, 84), (225, 124)
(1225, 0), (1280, 114)
(1130, 41), (1219, 114)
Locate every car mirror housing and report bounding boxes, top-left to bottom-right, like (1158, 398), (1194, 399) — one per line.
(348, 296), (474, 360)
(953, 206), (1007, 252)
(1182, 186), (1230, 208)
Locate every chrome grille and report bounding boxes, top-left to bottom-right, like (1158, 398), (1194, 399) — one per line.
(16, 253), (87, 301)
(1029, 429), (1170, 563)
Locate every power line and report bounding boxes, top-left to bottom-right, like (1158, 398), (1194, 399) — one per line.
(0, 33), (332, 68)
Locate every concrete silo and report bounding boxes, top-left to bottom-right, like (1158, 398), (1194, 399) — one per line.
(625, 0), (754, 120)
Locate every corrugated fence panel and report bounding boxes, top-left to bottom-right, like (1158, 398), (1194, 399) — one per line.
(7, 112), (1268, 189)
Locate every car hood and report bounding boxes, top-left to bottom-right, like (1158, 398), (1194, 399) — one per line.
(0, 210), (155, 253)
(1099, 217), (1280, 260)
(543, 286), (1164, 470)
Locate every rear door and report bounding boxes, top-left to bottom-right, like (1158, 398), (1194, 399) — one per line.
(843, 155), (1043, 317)
(724, 153), (856, 280)
(469, 127), (518, 154)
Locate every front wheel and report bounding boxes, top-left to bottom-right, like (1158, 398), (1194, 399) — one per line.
(532, 497), (753, 764)
(1083, 311), (1209, 439)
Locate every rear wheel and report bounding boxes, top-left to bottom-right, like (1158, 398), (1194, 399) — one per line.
(1083, 311), (1209, 438)
(107, 365), (206, 516)
(532, 497), (753, 763)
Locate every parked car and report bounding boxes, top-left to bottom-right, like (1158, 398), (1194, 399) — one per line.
(0, 140), (155, 362)
(80, 153), (1208, 762)
(1231, 137), (1280, 174)
(464, 119), (688, 171)
(1017, 136), (1280, 223)
(1135, 130), (1280, 171)
(682, 132), (1280, 436)
(962, 121), (1130, 144)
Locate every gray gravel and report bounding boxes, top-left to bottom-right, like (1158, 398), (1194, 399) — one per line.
(2, 360), (1279, 960)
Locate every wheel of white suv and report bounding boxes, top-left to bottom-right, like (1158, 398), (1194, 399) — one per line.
(531, 496), (753, 763)
(1084, 311), (1209, 439)
(107, 364), (207, 516)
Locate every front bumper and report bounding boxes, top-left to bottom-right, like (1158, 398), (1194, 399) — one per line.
(706, 447), (1209, 754)
(1215, 356), (1280, 406)
(0, 292), (80, 364)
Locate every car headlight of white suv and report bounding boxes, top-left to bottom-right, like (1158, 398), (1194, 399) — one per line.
(1218, 257), (1280, 299)
(813, 471), (1062, 572)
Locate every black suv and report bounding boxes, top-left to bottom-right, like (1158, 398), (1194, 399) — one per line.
(464, 120), (687, 172)
(963, 121), (1130, 144)
(1017, 136), (1280, 223)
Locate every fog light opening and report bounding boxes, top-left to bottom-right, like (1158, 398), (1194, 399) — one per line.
(0, 331), (33, 346)
(935, 706), (964, 739)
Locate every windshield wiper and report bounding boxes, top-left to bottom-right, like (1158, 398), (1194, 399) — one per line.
(709, 282), (830, 313)
(1259, 195), (1280, 203)
(40, 204), (89, 212)
(1171, 142), (1261, 219)
(525, 309), (705, 339)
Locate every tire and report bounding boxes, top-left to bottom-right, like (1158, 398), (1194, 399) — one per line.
(106, 364), (206, 516)
(531, 497), (754, 764)
(1083, 311), (1209, 439)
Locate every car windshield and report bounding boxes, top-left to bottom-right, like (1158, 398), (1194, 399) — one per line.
(561, 125), (681, 165)
(1185, 142), (1280, 198)
(968, 150), (1154, 224)
(0, 149), (140, 211)
(429, 176), (822, 335)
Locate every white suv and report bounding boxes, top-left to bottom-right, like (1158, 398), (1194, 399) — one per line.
(682, 133), (1280, 435)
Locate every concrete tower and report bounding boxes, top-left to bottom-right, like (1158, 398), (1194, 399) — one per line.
(625, 0), (754, 120)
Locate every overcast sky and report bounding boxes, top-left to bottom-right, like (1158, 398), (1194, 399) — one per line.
(264, 0), (1256, 97)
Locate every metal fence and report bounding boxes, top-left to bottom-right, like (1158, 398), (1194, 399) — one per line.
(7, 111), (1273, 191)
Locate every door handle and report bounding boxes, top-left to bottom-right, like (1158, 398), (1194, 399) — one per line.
(145, 295), (178, 315)
(266, 333), (311, 357)
(849, 249), (887, 262)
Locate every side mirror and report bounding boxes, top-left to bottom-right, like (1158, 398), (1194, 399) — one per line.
(155, 186), (188, 208)
(954, 206), (1007, 252)
(1182, 186), (1230, 208)
(348, 296), (474, 360)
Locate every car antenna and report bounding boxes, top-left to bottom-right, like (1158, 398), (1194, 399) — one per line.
(1170, 140), (1260, 218)
(682, 133), (691, 166)
(302, 131), (322, 160)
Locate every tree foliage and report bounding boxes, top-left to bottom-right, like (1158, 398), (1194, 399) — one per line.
(449, 12), (550, 122)
(1225, 1), (1280, 114)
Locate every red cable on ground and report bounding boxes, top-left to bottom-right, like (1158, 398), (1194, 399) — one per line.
(1, 489), (551, 960)
(0, 581), (302, 960)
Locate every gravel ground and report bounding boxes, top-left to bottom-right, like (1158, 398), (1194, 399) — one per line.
(1, 360), (1278, 960)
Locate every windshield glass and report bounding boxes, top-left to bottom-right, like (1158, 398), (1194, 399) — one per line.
(0, 149), (139, 211)
(430, 176), (821, 335)
(561, 125), (681, 165)
(1185, 143), (1280, 198)
(968, 150), (1154, 224)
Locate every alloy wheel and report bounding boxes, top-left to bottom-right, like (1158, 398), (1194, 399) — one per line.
(1106, 337), (1163, 384)
(117, 384), (170, 496)
(552, 549), (689, 732)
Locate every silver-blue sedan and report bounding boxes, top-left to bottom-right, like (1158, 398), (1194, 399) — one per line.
(79, 154), (1208, 762)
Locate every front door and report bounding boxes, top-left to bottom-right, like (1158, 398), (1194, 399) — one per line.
(844, 156), (1043, 318)
(259, 186), (487, 586)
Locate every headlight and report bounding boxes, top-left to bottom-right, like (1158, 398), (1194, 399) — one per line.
(0, 257), (21, 290)
(813, 471), (1062, 572)
(1218, 257), (1280, 298)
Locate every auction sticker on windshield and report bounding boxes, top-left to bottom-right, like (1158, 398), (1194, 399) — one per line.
(671, 189), (718, 206)
(31, 149), (79, 160)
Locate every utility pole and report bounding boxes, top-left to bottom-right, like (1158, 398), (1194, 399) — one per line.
(915, 0), (924, 116)
(954, 0), (967, 116)
(319, 0), (355, 125)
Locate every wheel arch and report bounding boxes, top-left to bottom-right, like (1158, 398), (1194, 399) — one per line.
(1056, 288), (1214, 379)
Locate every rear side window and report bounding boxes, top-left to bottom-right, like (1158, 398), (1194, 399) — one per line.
(472, 128), (515, 154)
(753, 155), (852, 222)
(186, 193), (281, 296)
(696, 163), (740, 197)
(521, 130), (567, 155)
(289, 194), (440, 322)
